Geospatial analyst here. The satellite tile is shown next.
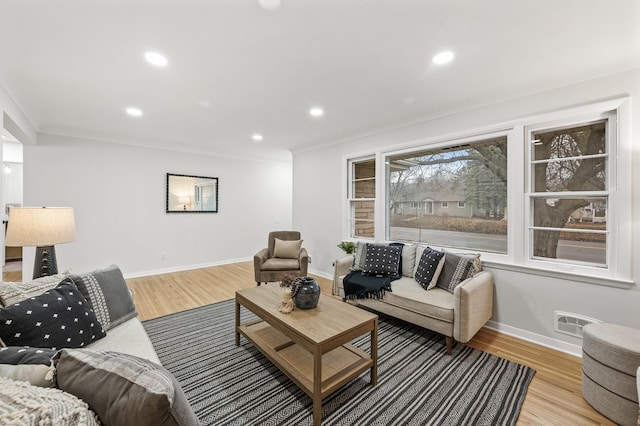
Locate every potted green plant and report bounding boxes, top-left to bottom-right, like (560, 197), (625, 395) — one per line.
(337, 241), (357, 254)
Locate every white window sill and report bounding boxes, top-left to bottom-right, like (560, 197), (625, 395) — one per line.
(482, 260), (634, 289)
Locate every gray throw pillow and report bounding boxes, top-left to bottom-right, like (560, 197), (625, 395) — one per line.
(70, 265), (137, 331)
(414, 247), (445, 290)
(55, 349), (200, 426)
(352, 241), (368, 271)
(436, 252), (481, 293)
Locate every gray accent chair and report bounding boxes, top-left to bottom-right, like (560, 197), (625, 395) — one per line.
(254, 231), (309, 286)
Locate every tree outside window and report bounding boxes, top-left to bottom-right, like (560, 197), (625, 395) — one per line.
(387, 136), (508, 253)
(529, 119), (608, 266)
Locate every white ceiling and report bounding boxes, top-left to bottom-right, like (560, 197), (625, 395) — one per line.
(0, 0), (639, 162)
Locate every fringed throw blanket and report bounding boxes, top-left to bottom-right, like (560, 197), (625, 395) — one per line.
(343, 270), (392, 301)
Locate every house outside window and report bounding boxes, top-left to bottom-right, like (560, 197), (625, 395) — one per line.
(441, 201), (449, 208)
(348, 157), (375, 239)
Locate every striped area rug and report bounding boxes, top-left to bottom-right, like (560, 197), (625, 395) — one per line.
(143, 299), (535, 425)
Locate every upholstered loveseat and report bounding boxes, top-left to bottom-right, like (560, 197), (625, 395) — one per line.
(333, 243), (494, 354)
(0, 266), (199, 425)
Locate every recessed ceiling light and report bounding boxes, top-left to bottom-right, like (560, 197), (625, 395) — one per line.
(258, 0), (282, 11)
(309, 107), (324, 117)
(126, 107), (143, 117)
(432, 51), (455, 65)
(252, 134), (264, 141)
(144, 51), (168, 67)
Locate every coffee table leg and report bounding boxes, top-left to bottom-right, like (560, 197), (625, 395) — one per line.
(235, 298), (240, 346)
(313, 346), (322, 426)
(371, 319), (378, 386)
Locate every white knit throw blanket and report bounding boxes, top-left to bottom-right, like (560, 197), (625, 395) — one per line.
(0, 377), (100, 425)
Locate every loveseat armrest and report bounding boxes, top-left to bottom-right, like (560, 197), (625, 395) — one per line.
(453, 270), (494, 343)
(332, 255), (355, 296)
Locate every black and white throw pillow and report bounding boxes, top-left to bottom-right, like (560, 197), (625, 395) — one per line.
(436, 252), (480, 293)
(362, 244), (402, 279)
(414, 247), (446, 290)
(0, 278), (106, 350)
(70, 265), (137, 331)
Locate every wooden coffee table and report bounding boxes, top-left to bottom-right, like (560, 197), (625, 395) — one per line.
(235, 285), (378, 426)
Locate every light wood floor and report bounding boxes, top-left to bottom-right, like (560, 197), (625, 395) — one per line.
(127, 261), (613, 426)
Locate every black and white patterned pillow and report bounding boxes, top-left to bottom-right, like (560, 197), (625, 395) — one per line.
(414, 247), (446, 290)
(362, 244), (402, 278)
(0, 279), (106, 350)
(436, 252), (481, 293)
(70, 265), (137, 331)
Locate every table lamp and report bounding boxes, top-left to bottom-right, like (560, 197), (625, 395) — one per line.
(5, 207), (76, 279)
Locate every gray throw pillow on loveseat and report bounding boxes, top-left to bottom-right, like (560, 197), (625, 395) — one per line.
(70, 265), (137, 331)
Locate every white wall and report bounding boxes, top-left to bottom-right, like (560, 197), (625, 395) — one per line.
(23, 134), (293, 278)
(292, 68), (640, 355)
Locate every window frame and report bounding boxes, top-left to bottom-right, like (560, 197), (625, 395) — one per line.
(343, 97), (632, 288)
(523, 109), (622, 277)
(346, 155), (376, 240)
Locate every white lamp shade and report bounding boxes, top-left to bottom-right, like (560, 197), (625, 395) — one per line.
(5, 207), (76, 247)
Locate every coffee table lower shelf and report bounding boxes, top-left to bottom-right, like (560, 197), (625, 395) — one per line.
(237, 320), (374, 402)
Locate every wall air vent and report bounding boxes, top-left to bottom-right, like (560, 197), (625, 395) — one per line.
(553, 311), (602, 339)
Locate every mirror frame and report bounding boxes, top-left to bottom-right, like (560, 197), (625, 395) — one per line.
(166, 173), (219, 213)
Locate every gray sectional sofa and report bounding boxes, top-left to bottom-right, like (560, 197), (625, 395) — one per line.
(0, 265), (198, 425)
(333, 243), (494, 354)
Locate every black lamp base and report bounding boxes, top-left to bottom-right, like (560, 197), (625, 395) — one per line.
(33, 245), (58, 279)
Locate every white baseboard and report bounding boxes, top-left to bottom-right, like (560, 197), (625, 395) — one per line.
(485, 320), (582, 358)
(123, 257), (252, 279)
(308, 268), (332, 280)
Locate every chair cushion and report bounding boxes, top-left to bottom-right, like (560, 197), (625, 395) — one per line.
(273, 238), (303, 259)
(262, 258), (300, 271)
(385, 278), (454, 322)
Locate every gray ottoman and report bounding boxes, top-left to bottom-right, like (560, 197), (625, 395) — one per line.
(582, 323), (640, 426)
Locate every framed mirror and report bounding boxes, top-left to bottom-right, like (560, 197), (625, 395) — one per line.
(166, 173), (218, 213)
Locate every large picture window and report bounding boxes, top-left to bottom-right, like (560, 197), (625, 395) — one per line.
(387, 136), (507, 253)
